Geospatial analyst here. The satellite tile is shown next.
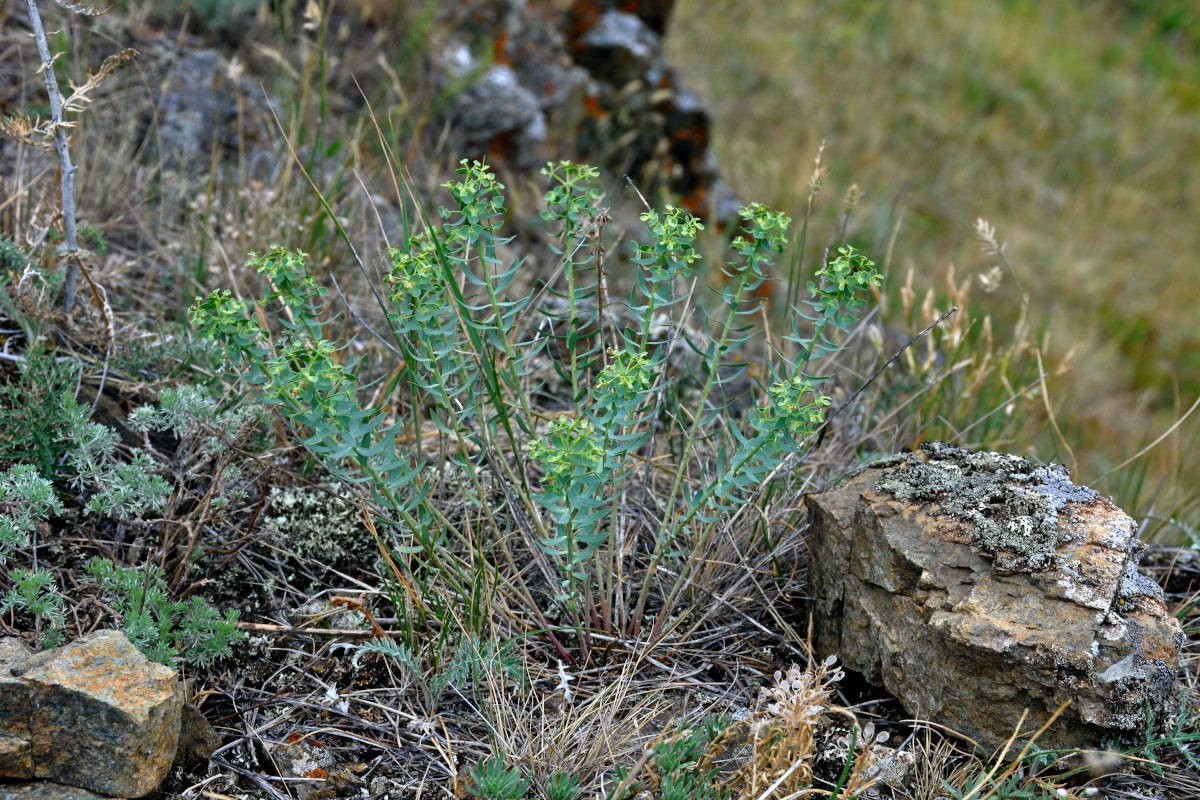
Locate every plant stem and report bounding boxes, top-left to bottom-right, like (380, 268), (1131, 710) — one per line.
(629, 267), (753, 629)
(24, 0), (80, 313)
(648, 435), (773, 639)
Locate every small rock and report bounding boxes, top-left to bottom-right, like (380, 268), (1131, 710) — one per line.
(0, 630), (183, 797)
(267, 735), (338, 800)
(0, 637), (34, 777)
(0, 782), (109, 800)
(568, 0), (676, 38)
(173, 703), (221, 770)
(806, 443), (1183, 752)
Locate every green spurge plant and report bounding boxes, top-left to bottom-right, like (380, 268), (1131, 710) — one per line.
(528, 348), (654, 607)
(193, 246), (471, 653)
(540, 160), (606, 411)
(191, 159), (882, 658)
(788, 243), (883, 379)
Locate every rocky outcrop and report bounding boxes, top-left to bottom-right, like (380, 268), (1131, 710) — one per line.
(436, 0), (739, 222)
(2, 0), (736, 234)
(806, 443), (1183, 752)
(0, 631), (184, 798)
(120, 0), (739, 226)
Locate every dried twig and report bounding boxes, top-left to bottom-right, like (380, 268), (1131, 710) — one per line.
(23, 0), (81, 312)
(237, 621), (383, 639)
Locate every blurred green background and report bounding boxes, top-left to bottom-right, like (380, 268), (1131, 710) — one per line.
(666, 0), (1200, 522)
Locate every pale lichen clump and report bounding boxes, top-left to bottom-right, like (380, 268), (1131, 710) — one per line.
(875, 442), (1097, 573)
(264, 486), (375, 570)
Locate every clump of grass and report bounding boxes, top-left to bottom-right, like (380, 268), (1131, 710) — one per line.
(185, 155), (913, 798)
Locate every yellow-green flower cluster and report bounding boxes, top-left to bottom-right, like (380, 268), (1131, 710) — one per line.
(595, 349), (653, 398)
(756, 375), (831, 443)
(386, 234), (446, 333)
(268, 339), (354, 418)
(541, 161), (601, 234)
(529, 416), (603, 484)
(808, 245), (883, 328)
(636, 205), (704, 280)
(731, 203), (790, 270)
(442, 159), (506, 233)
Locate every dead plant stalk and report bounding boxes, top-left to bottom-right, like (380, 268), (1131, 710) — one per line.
(23, 0), (81, 312)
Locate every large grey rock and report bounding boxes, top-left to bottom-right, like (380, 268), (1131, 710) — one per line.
(0, 637), (34, 776)
(457, 63), (544, 141)
(806, 443), (1183, 752)
(154, 50), (231, 171)
(0, 631), (183, 797)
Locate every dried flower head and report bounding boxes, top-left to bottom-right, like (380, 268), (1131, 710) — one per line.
(303, 0), (323, 32)
(808, 140), (828, 199)
(841, 183), (863, 216)
(752, 655), (845, 735)
(974, 218), (1005, 256)
(978, 264), (1004, 293)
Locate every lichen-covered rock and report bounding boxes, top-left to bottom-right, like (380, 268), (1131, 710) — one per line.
(806, 443), (1183, 752)
(875, 442), (1102, 573)
(0, 630), (183, 797)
